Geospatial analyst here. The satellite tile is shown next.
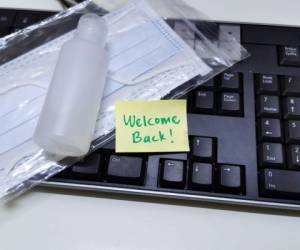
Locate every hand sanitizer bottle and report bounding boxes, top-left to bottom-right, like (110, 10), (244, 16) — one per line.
(34, 14), (108, 157)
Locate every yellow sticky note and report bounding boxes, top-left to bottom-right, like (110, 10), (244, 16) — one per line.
(115, 100), (190, 153)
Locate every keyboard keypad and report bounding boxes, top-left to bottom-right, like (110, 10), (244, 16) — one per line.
(256, 72), (300, 200)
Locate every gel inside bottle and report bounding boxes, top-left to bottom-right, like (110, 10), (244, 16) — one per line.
(34, 14), (108, 157)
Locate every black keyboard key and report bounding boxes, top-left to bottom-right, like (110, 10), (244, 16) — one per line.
(285, 120), (300, 144)
(281, 76), (300, 96)
(220, 71), (240, 90)
(106, 155), (145, 185)
(160, 159), (186, 189)
(256, 95), (280, 117)
(256, 74), (279, 94)
(258, 142), (284, 167)
(14, 12), (37, 28)
(194, 90), (215, 113)
(218, 165), (244, 194)
(0, 10), (16, 27)
(199, 78), (215, 90)
(191, 137), (215, 162)
(71, 153), (102, 181)
(220, 92), (242, 116)
(283, 97), (300, 119)
(278, 46), (300, 66)
(287, 145), (300, 169)
(189, 163), (213, 191)
(258, 118), (282, 142)
(261, 169), (300, 199)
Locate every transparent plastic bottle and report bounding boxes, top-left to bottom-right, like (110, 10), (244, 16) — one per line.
(34, 14), (108, 157)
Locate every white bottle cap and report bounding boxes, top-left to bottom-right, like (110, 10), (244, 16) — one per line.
(75, 13), (108, 47)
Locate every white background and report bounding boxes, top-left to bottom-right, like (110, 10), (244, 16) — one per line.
(1, 1), (300, 250)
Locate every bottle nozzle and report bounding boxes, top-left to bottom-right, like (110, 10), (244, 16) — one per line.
(75, 13), (107, 46)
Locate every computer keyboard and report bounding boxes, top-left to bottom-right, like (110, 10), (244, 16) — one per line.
(2, 8), (300, 210)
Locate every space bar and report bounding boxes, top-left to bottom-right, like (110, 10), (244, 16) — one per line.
(261, 169), (300, 198)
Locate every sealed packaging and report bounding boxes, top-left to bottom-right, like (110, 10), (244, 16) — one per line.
(0, 0), (249, 201)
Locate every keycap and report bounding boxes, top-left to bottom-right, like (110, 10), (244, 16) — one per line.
(256, 74), (279, 94)
(160, 159), (186, 188)
(256, 95), (280, 117)
(258, 118), (282, 142)
(218, 165), (244, 194)
(14, 12), (37, 28)
(191, 137), (215, 162)
(71, 153), (102, 181)
(278, 46), (300, 66)
(283, 97), (300, 119)
(287, 145), (300, 169)
(0, 10), (16, 27)
(106, 155), (145, 185)
(199, 78), (215, 90)
(260, 169), (300, 199)
(258, 142), (284, 168)
(220, 71), (241, 90)
(281, 76), (300, 96)
(285, 120), (300, 144)
(220, 92), (242, 116)
(189, 162), (213, 191)
(194, 90), (215, 113)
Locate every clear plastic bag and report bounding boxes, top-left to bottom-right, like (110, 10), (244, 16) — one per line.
(0, 0), (249, 201)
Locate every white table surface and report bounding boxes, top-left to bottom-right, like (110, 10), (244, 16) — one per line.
(1, 1), (300, 250)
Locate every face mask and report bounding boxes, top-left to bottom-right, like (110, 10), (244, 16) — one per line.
(0, 0), (210, 187)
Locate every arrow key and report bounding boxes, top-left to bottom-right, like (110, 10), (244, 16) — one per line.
(287, 145), (300, 169)
(258, 118), (282, 142)
(217, 165), (245, 194)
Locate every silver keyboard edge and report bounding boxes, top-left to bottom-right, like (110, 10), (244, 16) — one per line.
(41, 181), (300, 211)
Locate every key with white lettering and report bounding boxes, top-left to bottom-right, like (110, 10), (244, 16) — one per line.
(261, 169), (300, 199)
(191, 137), (216, 162)
(256, 74), (279, 94)
(218, 165), (244, 194)
(285, 120), (300, 144)
(278, 46), (300, 66)
(220, 92), (242, 116)
(283, 97), (300, 119)
(194, 90), (215, 114)
(258, 142), (284, 168)
(258, 118), (282, 142)
(281, 76), (300, 96)
(287, 145), (300, 169)
(257, 95), (280, 118)
(220, 71), (241, 90)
